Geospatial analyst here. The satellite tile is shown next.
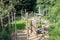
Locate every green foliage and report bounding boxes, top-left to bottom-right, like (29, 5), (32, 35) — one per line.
(36, 0), (56, 9)
(37, 22), (42, 28)
(48, 22), (60, 40)
(36, 0), (56, 13)
(14, 0), (36, 12)
(47, 1), (60, 22)
(0, 27), (11, 40)
(0, 0), (14, 15)
(0, 0), (14, 40)
(36, 0), (60, 40)
(0, 0), (60, 40)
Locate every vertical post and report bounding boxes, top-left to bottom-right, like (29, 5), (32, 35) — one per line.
(11, 13), (14, 30)
(1, 14), (3, 29)
(11, 13), (13, 40)
(39, 7), (41, 27)
(34, 12), (35, 17)
(43, 9), (44, 16)
(8, 13), (10, 28)
(39, 7), (41, 14)
(26, 12), (29, 40)
(21, 9), (22, 19)
(25, 9), (26, 13)
(14, 13), (16, 40)
(30, 20), (32, 33)
(25, 9), (26, 20)
(46, 8), (47, 20)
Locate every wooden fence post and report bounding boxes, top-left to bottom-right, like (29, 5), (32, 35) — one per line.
(14, 13), (16, 40)
(21, 9), (23, 19)
(8, 13), (10, 28)
(26, 12), (29, 40)
(11, 12), (14, 30)
(1, 14), (3, 29)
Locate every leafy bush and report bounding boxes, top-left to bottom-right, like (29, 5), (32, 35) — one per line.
(48, 22), (60, 40)
(0, 28), (11, 40)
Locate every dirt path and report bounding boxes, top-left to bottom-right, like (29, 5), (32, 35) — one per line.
(16, 30), (27, 40)
(11, 17), (50, 40)
(12, 30), (27, 40)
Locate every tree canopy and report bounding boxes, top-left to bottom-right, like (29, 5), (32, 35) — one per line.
(14, 0), (36, 12)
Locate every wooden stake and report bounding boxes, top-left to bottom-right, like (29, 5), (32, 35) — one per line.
(26, 12), (29, 40)
(14, 13), (16, 40)
(25, 9), (26, 13)
(8, 13), (10, 28)
(1, 14), (3, 29)
(11, 13), (14, 30)
(39, 7), (41, 14)
(21, 9), (22, 19)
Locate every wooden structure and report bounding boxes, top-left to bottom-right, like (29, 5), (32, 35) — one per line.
(0, 7), (48, 40)
(30, 18), (37, 33)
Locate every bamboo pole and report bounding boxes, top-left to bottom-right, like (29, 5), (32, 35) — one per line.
(21, 9), (22, 19)
(8, 12), (12, 40)
(8, 13), (10, 28)
(14, 13), (16, 40)
(25, 9), (26, 13)
(39, 6), (40, 14)
(25, 9), (26, 20)
(1, 14), (3, 29)
(26, 12), (29, 40)
(46, 8), (47, 20)
(11, 13), (14, 30)
(39, 7), (42, 27)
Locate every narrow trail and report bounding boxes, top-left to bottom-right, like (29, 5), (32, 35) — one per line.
(12, 30), (27, 40)
(16, 30), (27, 40)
